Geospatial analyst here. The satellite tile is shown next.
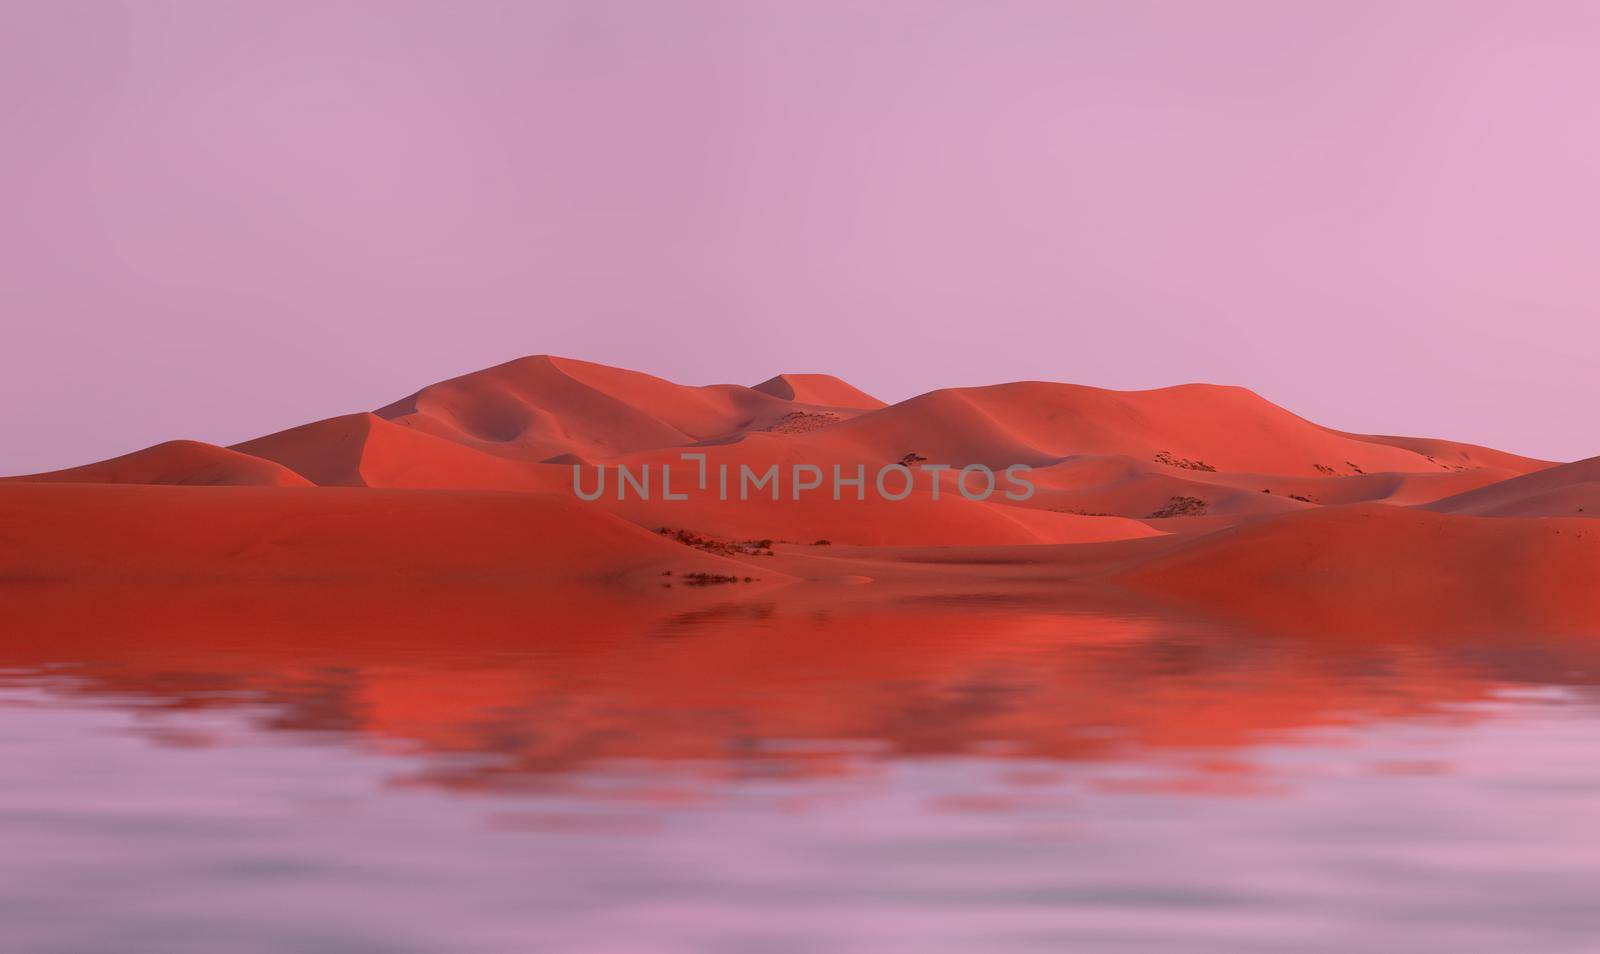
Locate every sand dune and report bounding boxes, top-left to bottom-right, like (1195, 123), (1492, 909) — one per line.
(602, 486), (1158, 547)
(1016, 454), (1527, 526)
(1326, 429), (1551, 474)
(233, 412), (551, 490)
(4, 440), (311, 487)
(11, 357), (1545, 528)
(1424, 455), (1600, 518)
(1117, 504), (1600, 634)
(811, 381), (1543, 477)
(373, 355), (875, 462)
(752, 373), (886, 409)
(2, 355), (1590, 637)
(0, 482), (779, 587)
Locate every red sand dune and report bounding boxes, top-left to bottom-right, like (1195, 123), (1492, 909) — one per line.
(1017, 454), (1527, 526)
(0, 482), (779, 587)
(5, 439), (311, 487)
(2, 354), (1591, 636)
(587, 434), (1158, 545)
(233, 412), (549, 491)
(372, 355), (874, 462)
(809, 381), (1551, 477)
(1116, 504), (1600, 634)
(8, 356), (1547, 533)
(1326, 429), (1550, 474)
(1424, 455), (1600, 518)
(751, 372), (886, 409)
(601, 484), (1157, 547)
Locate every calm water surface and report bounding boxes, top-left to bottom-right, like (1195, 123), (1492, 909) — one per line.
(2, 586), (1599, 952)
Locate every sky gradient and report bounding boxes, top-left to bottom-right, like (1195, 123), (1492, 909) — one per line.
(4, 0), (1598, 473)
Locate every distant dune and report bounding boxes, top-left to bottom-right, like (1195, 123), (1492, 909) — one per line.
(6, 439), (311, 488)
(1424, 456), (1599, 518)
(1, 354), (1590, 634)
(812, 381), (1545, 476)
(751, 372), (886, 409)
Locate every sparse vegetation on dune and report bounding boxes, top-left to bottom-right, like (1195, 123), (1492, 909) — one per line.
(1146, 496), (1207, 518)
(680, 572), (757, 586)
(762, 411), (841, 434)
(658, 527), (775, 557)
(1154, 451), (1215, 472)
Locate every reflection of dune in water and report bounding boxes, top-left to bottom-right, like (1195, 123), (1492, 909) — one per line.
(6, 582), (1599, 794)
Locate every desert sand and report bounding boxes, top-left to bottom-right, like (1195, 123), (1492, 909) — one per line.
(3, 355), (1593, 635)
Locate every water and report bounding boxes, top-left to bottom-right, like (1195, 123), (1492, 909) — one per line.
(3, 584), (1599, 952)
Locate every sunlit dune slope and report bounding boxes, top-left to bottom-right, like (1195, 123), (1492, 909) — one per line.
(372, 355), (876, 461)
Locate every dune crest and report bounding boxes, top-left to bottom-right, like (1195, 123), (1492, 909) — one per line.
(4, 440), (310, 488)
(815, 381), (1551, 478)
(752, 373), (886, 409)
(372, 355), (877, 462)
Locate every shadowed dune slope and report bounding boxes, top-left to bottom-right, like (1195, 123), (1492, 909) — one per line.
(4, 440), (311, 488)
(232, 413), (548, 490)
(752, 373), (886, 409)
(0, 483), (780, 586)
(1116, 504), (1600, 634)
(1424, 456), (1600, 518)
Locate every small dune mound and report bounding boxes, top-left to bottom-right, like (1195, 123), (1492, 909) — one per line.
(807, 573), (874, 585)
(4, 440), (311, 488)
(540, 452), (592, 467)
(752, 373), (886, 410)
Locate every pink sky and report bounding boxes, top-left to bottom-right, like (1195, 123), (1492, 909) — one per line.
(3, 0), (1598, 473)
